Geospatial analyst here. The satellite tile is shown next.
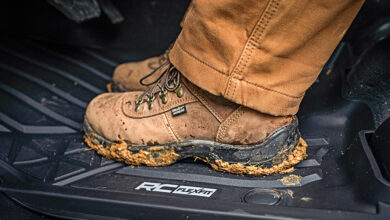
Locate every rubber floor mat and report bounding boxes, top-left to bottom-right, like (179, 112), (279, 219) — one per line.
(0, 38), (386, 219)
(343, 38), (390, 127)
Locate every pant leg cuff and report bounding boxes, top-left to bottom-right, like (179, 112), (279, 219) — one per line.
(169, 41), (303, 116)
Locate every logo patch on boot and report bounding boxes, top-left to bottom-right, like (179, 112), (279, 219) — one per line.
(171, 105), (187, 117)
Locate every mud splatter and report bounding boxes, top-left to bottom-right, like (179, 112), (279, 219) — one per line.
(106, 83), (112, 93)
(301, 197), (312, 202)
(84, 133), (308, 176)
(286, 189), (294, 198)
(204, 138), (308, 176)
(280, 174), (302, 186)
(84, 135), (179, 166)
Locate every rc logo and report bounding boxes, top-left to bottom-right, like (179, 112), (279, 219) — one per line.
(135, 182), (217, 198)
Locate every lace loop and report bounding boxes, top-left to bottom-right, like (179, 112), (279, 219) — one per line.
(135, 58), (183, 112)
(147, 43), (174, 69)
(140, 61), (169, 86)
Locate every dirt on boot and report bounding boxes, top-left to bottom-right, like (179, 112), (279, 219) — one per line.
(84, 131), (307, 176)
(195, 138), (307, 175)
(84, 134), (180, 166)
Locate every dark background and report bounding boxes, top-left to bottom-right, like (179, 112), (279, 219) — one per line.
(0, 0), (389, 55)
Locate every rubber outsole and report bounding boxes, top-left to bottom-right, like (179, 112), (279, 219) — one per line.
(83, 117), (307, 175)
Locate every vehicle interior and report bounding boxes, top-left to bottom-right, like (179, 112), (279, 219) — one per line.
(0, 0), (390, 219)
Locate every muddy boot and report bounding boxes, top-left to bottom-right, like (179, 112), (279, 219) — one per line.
(84, 62), (307, 175)
(108, 47), (171, 92)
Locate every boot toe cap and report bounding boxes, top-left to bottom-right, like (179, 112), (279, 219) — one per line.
(85, 93), (125, 140)
(112, 63), (134, 83)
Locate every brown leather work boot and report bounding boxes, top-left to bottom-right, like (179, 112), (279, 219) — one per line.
(108, 46), (171, 92)
(84, 62), (307, 175)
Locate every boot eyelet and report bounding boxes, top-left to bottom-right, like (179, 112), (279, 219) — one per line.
(135, 103), (141, 112)
(175, 85), (184, 98)
(160, 92), (168, 104)
(147, 96), (156, 110)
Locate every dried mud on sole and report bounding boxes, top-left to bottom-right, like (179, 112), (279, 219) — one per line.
(84, 134), (307, 176)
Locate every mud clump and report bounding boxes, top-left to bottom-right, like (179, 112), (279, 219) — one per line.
(84, 135), (180, 166)
(106, 83), (113, 93)
(204, 138), (308, 176)
(280, 174), (302, 186)
(84, 133), (308, 176)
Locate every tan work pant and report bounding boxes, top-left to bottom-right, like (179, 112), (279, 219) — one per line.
(170, 0), (365, 116)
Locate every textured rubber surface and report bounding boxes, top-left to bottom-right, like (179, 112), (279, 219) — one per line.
(0, 37), (386, 219)
(343, 38), (390, 127)
(47, 0), (101, 23)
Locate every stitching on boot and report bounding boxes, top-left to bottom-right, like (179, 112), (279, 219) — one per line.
(183, 79), (224, 123)
(163, 112), (179, 142)
(216, 106), (246, 143)
(175, 41), (227, 75)
(225, 0), (281, 98)
(165, 112), (183, 141)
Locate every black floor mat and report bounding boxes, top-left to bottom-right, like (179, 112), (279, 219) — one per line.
(0, 38), (388, 219)
(343, 38), (390, 127)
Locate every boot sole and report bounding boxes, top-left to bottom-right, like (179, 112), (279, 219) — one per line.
(107, 80), (129, 93)
(83, 118), (307, 176)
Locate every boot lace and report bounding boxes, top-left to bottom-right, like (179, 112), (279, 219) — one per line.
(134, 58), (183, 112)
(148, 53), (168, 69)
(148, 43), (174, 69)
